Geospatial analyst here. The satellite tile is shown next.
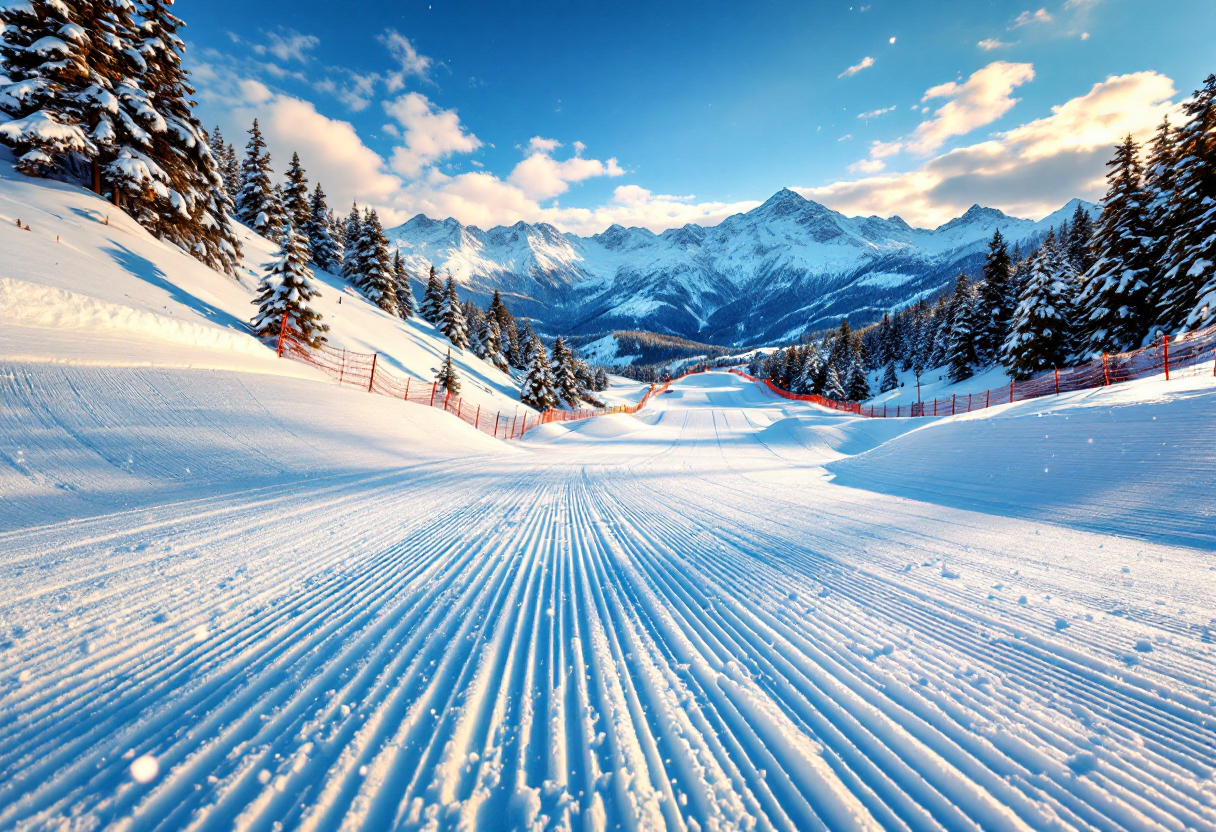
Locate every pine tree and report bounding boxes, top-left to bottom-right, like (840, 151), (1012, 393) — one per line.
(551, 337), (581, 407)
(134, 0), (241, 275)
(252, 222), (328, 347)
(265, 184), (288, 241)
(306, 184), (339, 271)
(486, 319), (507, 371)
(393, 250), (414, 318)
(945, 275), (978, 383)
(282, 151), (310, 234)
(235, 119), (273, 229)
(440, 277), (469, 348)
(844, 358), (870, 401)
(1159, 75), (1216, 332)
(976, 230), (1013, 364)
(1142, 117), (1178, 324)
(353, 209), (397, 314)
(435, 349), (460, 396)
(823, 365), (846, 401)
(210, 125), (240, 196)
(1002, 230), (1075, 379)
(1077, 134), (1153, 354)
(340, 203), (362, 282)
(520, 337), (558, 410)
(1067, 203), (1095, 274)
(420, 266), (445, 323)
(879, 361), (898, 393)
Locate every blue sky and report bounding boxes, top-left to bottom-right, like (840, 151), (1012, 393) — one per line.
(182, 0), (1214, 233)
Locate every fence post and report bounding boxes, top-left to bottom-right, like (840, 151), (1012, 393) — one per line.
(367, 353), (378, 393)
(934, 399), (937, 416)
(404, 377), (410, 400)
(511, 413), (518, 438)
(456, 398), (461, 419)
(985, 389), (990, 408)
(967, 393), (971, 412)
(1102, 353), (1110, 386)
(444, 390), (451, 411)
(1009, 380), (1014, 403)
(1163, 333), (1170, 380)
(429, 382), (437, 407)
(1054, 368), (1060, 395)
(951, 393), (956, 414)
(276, 309), (289, 357)
(475, 405), (480, 431)
(338, 351), (346, 385)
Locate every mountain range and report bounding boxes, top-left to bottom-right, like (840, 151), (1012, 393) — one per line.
(385, 188), (1097, 348)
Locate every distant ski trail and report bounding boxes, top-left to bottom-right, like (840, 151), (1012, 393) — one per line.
(1, 372), (1213, 831)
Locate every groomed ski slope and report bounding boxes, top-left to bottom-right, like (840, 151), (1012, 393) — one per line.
(1, 370), (1215, 831)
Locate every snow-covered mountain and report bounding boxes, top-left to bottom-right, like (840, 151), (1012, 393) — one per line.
(387, 189), (1097, 346)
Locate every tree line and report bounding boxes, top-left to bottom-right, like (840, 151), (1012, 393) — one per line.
(751, 75), (1216, 399)
(0, 0), (243, 275)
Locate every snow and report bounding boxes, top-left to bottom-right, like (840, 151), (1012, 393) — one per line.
(1, 169), (1213, 831)
(0, 153), (524, 412)
(1, 367), (1213, 830)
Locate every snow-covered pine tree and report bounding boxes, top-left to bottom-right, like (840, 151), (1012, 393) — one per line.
(392, 250), (414, 318)
(823, 364), (846, 401)
(1077, 134), (1153, 355)
(551, 337), (581, 407)
(1067, 202), (1095, 274)
(1002, 230), (1075, 379)
(976, 230), (1012, 364)
(482, 318), (509, 372)
(251, 222), (328, 347)
(1158, 75), (1216, 333)
(264, 184), (288, 241)
(282, 151), (310, 234)
(945, 275), (978, 382)
(1142, 117), (1179, 322)
(440, 277), (469, 348)
(466, 316), (486, 357)
(928, 295), (952, 368)
(135, 0), (242, 275)
(306, 184), (339, 271)
(210, 125), (239, 196)
(879, 361), (898, 393)
(353, 209), (397, 315)
(844, 357), (870, 401)
(340, 203), (361, 281)
(520, 337), (558, 410)
(328, 209), (345, 271)
(420, 266), (445, 323)
(435, 349), (460, 396)
(794, 347), (821, 394)
(235, 119), (273, 228)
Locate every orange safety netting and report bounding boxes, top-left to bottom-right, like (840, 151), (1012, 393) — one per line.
(276, 328), (689, 440)
(742, 322), (1216, 418)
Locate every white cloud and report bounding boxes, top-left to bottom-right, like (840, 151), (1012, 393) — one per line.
(508, 140), (624, 202)
(978, 38), (1014, 50)
(850, 159), (887, 174)
(1010, 8), (1053, 28)
(839, 56), (875, 78)
(379, 30), (433, 90)
(258, 29), (319, 63)
(383, 92), (482, 176)
(906, 61), (1035, 154)
(857, 106), (896, 119)
(801, 71), (1178, 227)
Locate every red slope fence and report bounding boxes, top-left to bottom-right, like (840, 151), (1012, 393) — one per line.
(737, 322), (1216, 418)
(274, 323), (673, 440)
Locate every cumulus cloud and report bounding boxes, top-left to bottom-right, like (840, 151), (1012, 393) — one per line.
(384, 92), (482, 176)
(839, 56), (875, 78)
(906, 61), (1035, 154)
(802, 71), (1178, 227)
(508, 140), (624, 201)
(849, 159), (887, 174)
